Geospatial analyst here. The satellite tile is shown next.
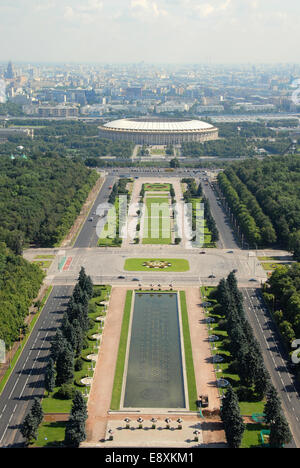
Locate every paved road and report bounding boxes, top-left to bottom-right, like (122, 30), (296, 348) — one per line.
(0, 286), (72, 447)
(200, 178), (239, 250)
(242, 287), (300, 448)
(74, 175), (115, 248)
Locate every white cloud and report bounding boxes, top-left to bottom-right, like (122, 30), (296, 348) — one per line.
(64, 1), (103, 23)
(130, 0), (168, 19)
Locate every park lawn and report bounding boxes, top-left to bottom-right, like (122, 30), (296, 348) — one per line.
(35, 421), (66, 448)
(150, 148), (166, 156)
(261, 262), (291, 271)
(110, 290), (133, 410)
(97, 196), (123, 247)
(124, 258), (190, 272)
(191, 198), (216, 248)
(144, 183), (170, 191)
(179, 291), (198, 411)
(34, 255), (55, 259)
(41, 286), (111, 414)
(33, 260), (52, 269)
(200, 286), (266, 414)
(241, 423), (265, 449)
(42, 388), (73, 413)
(143, 196), (171, 244)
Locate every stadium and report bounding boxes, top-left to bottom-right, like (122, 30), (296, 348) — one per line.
(98, 118), (218, 145)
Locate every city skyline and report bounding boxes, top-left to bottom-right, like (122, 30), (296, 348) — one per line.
(1, 0), (299, 64)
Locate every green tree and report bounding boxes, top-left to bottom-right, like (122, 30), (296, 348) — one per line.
(221, 385), (245, 448)
(44, 358), (56, 395)
(264, 385), (282, 425)
(56, 343), (74, 387)
(31, 398), (44, 427)
(20, 413), (38, 446)
(269, 413), (292, 448)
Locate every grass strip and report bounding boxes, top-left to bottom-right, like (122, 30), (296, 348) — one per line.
(110, 290), (133, 410)
(179, 291), (198, 411)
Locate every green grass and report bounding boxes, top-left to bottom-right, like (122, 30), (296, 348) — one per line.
(110, 290), (133, 410)
(33, 260), (52, 269)
(40, 286), (111, 417)
(142, 196), (171, 244)
(241, 423), (265, 449)
(36, 421), (66, 448)
(34, 255), (55, 259)
(179, 291), (198, 411)
(144, 183), (170, 191)
(42, 389), (73, 414)
(200, 286), (266, 415)
(191, 198), (216, 248)
(124, 258), (190, 272)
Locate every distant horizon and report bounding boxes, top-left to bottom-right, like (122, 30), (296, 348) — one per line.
(1, 60), (300, 67)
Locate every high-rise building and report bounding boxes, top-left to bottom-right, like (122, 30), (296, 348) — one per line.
(5, 61), (15, 79)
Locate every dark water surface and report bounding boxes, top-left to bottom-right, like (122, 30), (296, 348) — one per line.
(123, 293), (186, 408)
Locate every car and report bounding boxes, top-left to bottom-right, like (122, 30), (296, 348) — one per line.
(249, 278), (257, 282)
(208, 274), (216, 279)
(89, 217), (93, 221)
(233, 269), (238, 273)
(200, 251), (206, 255)
(132, 278), (140, 281)
(227, 250), (234, 253)
(118, 276), (125, 279)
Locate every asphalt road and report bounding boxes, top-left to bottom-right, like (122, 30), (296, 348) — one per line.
(0, 286), (72, 447)
(200, 178), (239, 250)
(74, 175), (116, 248)
(242, 287), (300, 448)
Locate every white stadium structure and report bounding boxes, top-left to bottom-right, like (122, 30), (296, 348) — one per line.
(99, 118), (218, 145)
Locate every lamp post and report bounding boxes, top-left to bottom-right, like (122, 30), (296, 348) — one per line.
(150, 418), (157, 429)
(177, 418), (183, 430)
(165, 418), (171, 430)
(124, 418), (131, 429)
(137, 417), (144, 429)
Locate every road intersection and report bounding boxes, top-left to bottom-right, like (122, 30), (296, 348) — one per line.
(0, 171), (299, 448)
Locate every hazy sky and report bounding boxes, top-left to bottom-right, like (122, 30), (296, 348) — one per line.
(1, 0), (300, 63)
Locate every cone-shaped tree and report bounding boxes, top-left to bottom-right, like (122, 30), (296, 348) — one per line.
(264, 385), (282, 425)
(50, 329), (65, 363)
(31, 398), (44, 427)
(44, 358), (56, 395)
(221, 385), (245, 448)
(20, 413), (38, 446)
(269, 413), (292, 448)
(56, 342), (74, 386)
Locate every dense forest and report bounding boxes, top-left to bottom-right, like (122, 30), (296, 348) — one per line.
(0, 242), (44, 345)
(217, 155), (300, 256)
(0, 153), (99, 251)
(263, 263), (300, 379)
(181, 137), (255, 159)
(0, 121), (134, 161)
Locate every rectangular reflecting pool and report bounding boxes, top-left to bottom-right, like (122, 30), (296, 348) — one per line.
(123, 292), (186, 409)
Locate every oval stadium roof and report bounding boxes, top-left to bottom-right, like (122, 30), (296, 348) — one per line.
(103, 118), (215, 132)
